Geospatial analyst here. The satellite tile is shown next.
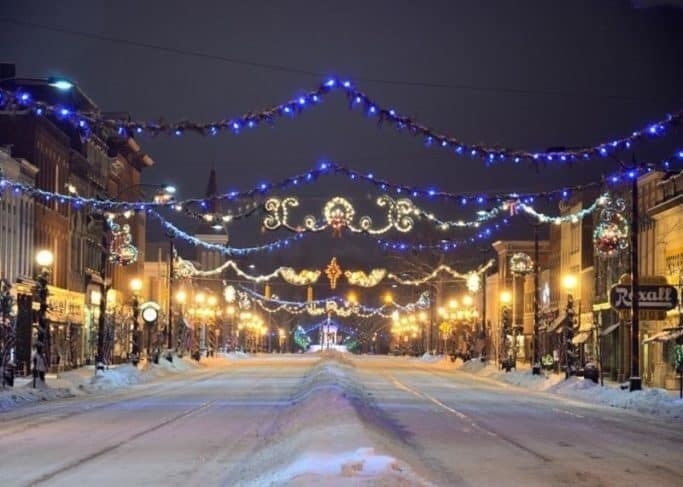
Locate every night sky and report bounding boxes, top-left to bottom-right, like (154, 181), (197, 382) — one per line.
(1, 1), (682, 300)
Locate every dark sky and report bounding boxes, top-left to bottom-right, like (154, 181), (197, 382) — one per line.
(1, 0), (682, 295)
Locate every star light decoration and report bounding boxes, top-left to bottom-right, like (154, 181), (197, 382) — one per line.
(325, 257), (343, 289)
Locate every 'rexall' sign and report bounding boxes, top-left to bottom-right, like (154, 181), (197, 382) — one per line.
(609, 285), (678, 310)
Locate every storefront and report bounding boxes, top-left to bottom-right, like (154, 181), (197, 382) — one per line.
(46, 285), (85, 371)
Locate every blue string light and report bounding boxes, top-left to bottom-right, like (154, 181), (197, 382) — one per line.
(1, 80), (680, 164)
(0, 156), (677, 218)
(148, 211), (307, 256)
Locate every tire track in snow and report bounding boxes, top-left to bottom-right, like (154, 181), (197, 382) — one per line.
(26, 400), (217, 486)
(386, 373), (552, 463)
(0, 369), (225, 440)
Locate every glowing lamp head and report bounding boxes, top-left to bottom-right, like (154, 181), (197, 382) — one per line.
(462, 295), (473, 307)
(563, 274), (577, 291)
(48, 77), (75, 90)
(35, 249), (54, 267)
(175, 290), (186, 303)
(500, 291), (512, 304)
(130, 278), (143, 293)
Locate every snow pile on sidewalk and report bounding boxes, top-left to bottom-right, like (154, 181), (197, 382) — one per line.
(0, 381), (74, 412)
(548, 377), (683, 418)
(0, 355), (202, 411)
(234, 351), (433, 486)
(453, 360), (683, 418)
(219, 350), (250, 360)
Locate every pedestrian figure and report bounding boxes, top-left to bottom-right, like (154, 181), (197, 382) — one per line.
(32, 345), (47, 387)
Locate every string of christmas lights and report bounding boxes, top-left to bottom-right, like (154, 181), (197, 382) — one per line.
(148, 211), (307, 256)
(385, 259), (495, 287)
(376, 219), (511, 252)
(2, 79), (681, 164)
(421, 192), (610, 229)
(0, 153), (677, 215)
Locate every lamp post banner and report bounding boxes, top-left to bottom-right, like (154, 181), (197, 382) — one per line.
(609, 285), (678, 310)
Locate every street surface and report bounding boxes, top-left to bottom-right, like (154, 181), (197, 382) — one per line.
(1, 354), (681, 486)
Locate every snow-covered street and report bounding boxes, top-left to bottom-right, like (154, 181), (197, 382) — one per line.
(1, 353), (682, 486)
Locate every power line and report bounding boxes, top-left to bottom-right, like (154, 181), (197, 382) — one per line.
(0, 16), (665, 102)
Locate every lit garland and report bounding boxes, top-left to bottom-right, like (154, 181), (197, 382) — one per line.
(179, 255), (490, 289)
(172, 255), (320, 284)
(240, 287), (430, 319)
(385, 259), (495, 286)
(2, 80), (681, 164)
(263, 195), (416, 235)
(344, 269), (387, 288)
(421, 193), (614, 229)
(153, 207), (504, 257)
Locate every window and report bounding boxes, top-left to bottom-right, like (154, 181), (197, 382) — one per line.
(570, 221), (580, 254)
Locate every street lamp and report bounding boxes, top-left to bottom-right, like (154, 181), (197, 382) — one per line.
(34, 249), (53, 383)
(562, 274), (577, 378)
(383, 292), (393, 305)
(500, 290), (512, 370)
(130, 278), (142, 364)
(175, 290), (187, 354)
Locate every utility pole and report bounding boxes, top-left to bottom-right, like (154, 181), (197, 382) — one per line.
(167, 239), (174, 350)
(96, 220), (108, 370)
(629, 155), (642, 391)
(532, 223), (541, 374)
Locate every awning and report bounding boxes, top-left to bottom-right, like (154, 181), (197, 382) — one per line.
(643, 328), (683, 344)
(572, 331), (591, 345)
(601, 322), (620, 336)
(547, 315), (566, 334)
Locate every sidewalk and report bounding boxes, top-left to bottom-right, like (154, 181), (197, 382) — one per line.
(457, 358), (683, 418)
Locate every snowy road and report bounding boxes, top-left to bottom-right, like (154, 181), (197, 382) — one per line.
(1, 354), (681, 486)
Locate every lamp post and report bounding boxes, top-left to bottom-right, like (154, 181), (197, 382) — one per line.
(563, 274), (577, 379)
(35, 250), (53, 376)
(130, 278), (142, 364)
(175, 290), (186, 354)
(207, 295), (217, 356)
(195, 292), (206, 355)
(500, 290), (512, 370)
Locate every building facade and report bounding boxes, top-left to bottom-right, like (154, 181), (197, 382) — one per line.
(0, 67), (153, 371)
(0, 147), (38, 284)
